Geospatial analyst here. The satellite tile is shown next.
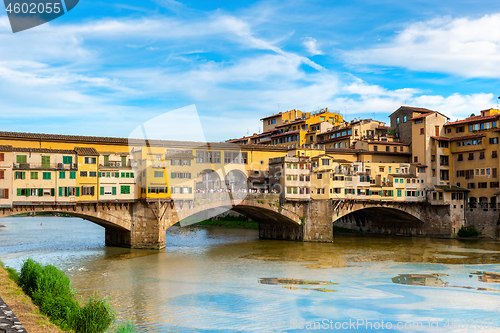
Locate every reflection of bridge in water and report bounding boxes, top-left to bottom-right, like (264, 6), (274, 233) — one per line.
(0, 192), (455, 249)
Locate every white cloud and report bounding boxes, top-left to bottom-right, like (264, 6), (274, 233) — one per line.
(303, 37), (323, 56)
(346, 13), (500, 78)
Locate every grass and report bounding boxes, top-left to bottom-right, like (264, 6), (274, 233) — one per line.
(333, 226), (362, 234)
(194, 214), (259, 229)
(457, 225), (481, 237)
(0, 261), (64, 333)
(11, 258), (134, 333)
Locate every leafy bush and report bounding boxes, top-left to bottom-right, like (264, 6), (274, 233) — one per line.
(32, 291), (80, 331)
(457, 225), (481, 237)
(74, 296), (115, 333)
(113, 320), (135, 333)
(17, 258), (124, 333)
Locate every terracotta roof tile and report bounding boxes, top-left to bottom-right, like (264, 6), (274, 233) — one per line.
(13, 147), (76, 154)
(0, 145), (13, 151)
(444, 114), (499, 126)
(74, 147), (99, 156)
(389, 106), (436, 117)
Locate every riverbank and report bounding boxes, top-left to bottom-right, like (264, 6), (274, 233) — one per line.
(0, 263), (64, 333)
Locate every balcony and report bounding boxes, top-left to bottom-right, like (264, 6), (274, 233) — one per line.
(13, 163), (77, 170)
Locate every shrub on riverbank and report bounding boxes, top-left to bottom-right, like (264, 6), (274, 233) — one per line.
(457, 225), (481, 237)
(16, 258), (130, 333)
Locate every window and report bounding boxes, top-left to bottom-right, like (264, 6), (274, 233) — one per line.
(63, 156), (72, 164)
(30, 171), (38, 179)
(59, 171), (65, 179)
(414, 156), (418, 163)
(0, 188), (8, 199)
(420, 128), (424, 135)
(154, 171), (163, 177)
(196, 150), (221, 164)
(317, 174), (323, 179)
(321, 159), (330, 166)
(440, 156), (449, 166)
(42, 172), (51, 180)
(415, 119), (423, 124)
(81, 186), (95, 196)
(404, 116), (407, 122)
(480, 152), (485, 159)
(490, 182), (499, 188)
(397, 189), (402, 197)
(494, 168), (498, 178)
(16, 155), (27, 164)
(447, 128), (451, 133)
(397, 118), (400, 124)
(457, 170), (465, 177)
(458, 154), (463, 161)
(0, 153), (3, 162)
(490, 137), (499, 144)
(84, 157), (97, 164)
(440, 170), (449, 181)
(89, 172), (97, 177)
(468, 153), (474, 160)
(456, 126), (464, 133)
(386, 146), (390, 152)
(80, 171), (87, 177)
(121, 186), (131, 194)
(70, 171), (76, 179)
(478, 182), (487, 189)
(468, 183), (475, 189)
(493, 151), (498, 158)
(469, 124), (473, 132)
(15, 171), (25, 179)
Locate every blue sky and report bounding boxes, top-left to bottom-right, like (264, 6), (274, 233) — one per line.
(1, 0), (500, 141)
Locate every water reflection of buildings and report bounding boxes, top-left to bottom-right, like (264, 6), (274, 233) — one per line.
(392, 274), (448, 287)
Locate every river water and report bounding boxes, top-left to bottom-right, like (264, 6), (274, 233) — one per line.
(1, 216), (500, 332)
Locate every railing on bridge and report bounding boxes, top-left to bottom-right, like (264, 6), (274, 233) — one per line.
(13, 163), (78, 170)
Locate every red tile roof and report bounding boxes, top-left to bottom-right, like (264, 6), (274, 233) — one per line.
(444, 114), (499, 126)
(389, 106), (436, 117)
(74, 147), (100, 156)
(260, 112), (282, 121)
(410, 111), (450, 121)
(270, 130), (300, 138)
(13, 147), (76, 154)
(0, 145), (13, 151)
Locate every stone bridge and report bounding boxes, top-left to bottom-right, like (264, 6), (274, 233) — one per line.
(0, 195), (457, 249)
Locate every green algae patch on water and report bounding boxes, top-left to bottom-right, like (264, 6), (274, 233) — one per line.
(259, 278), (338, 286)
(260, 278), (339, 293)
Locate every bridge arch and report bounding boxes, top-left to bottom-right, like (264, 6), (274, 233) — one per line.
(224, 169), (248, 192)
(333, 203), (426, 236)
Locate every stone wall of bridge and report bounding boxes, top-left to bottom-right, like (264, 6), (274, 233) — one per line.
(0, 196), (465, 250)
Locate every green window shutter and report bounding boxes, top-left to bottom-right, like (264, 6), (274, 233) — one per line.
(121, 172), (125, 178)
(63, 156), (72, 164)
(189, 187), (192, 194)
(38, 188), (43, 197)
(104, 156), (109, 166)
(112, 187), (116, 195)
(100, 187), (104, 195)
(70, 171), (76, 179)
(98, 172), (102, 177)
(121, 156), (127, 166)
(59, 187), (63, 196)
(76, 187), (80, 197)
(17, 188), (21, 196)
(59, 171), (65, 179)
(115, 172), (119, 178)
(22, 172), (26, 179)
(51, 188), (55, 196)
(42, 156), (50, 169)
(171, 172), (175, 178)
(16, 155), (27, 163)
(25, 188), (29, 197)
(106, 172), (110, 177)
